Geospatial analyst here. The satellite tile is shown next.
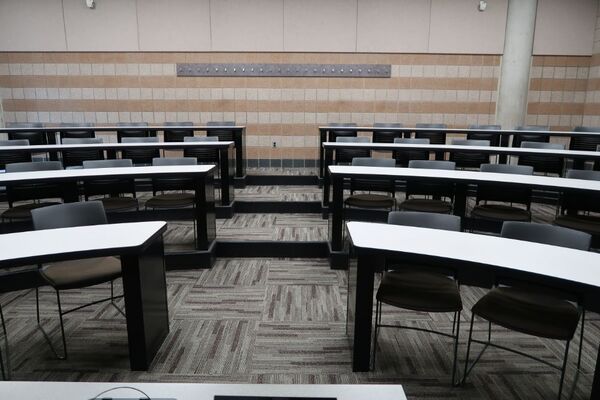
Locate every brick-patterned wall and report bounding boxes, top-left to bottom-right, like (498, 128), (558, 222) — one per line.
(0, 52), (500, 165)
(584, 13), (600, 127)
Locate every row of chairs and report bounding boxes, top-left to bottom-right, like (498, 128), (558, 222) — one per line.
(372, 211), (588, 399)
(343, 158), (600, 238)
(0, 157), (202, 224)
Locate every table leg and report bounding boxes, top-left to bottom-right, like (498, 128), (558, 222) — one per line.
(330, 174), (344, 253)
(219, 147), (235, 206)
(319, 129), (327, 179)
(194, 171), (216, 250)
(121, 236), (169, 371)
(453, 182), (468, 217)
(234, 128), (245, 178)
(349, 253), (376, 371)
(322, 148), (334, 207)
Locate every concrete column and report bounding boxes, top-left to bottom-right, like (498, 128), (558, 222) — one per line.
(495, 0), (538, 129)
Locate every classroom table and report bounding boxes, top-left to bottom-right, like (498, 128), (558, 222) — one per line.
(0, 221), (168, 370)
(346, 221), (600, 399)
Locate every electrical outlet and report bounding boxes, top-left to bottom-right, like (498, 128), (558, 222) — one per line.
(272, 142), (277, 148)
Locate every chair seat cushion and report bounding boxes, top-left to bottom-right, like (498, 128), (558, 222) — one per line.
(1, 202), (61, 220)
(399, 199), (452, 214)
(377, 268), (462, 312)
(344, 193), (395, 209)
(472, 287), (580, 340)
(145, 193), (195, 209)
(100, 197), (138, 212)
(554, 214), (600, 235)
(40, 256), (122, 290)
(471, 204), (531, 222)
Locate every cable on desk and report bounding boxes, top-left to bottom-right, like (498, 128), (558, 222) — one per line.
(89, 385), (151, 399)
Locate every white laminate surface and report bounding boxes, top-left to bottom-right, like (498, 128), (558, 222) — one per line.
(328, 165), (600, 192)
(318, 126), (600, 137)
(0, 165), (215, 183)
(0, 141), (235, 153)
(347, 222), (600, 288)
(1, 125), (245, 131)
(0, 221), (167, 264)
(0, 382), (406, 400)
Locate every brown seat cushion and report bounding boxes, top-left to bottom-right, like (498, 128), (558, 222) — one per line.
(40, 256), (122, 290)
(100, 197), (139, 212)
(554, 214), (600, 235)
(1, 202), (62, 220)
(145, 193), (195, 209)
(398, 198), (452, 214)
(472, 287), (580, 340)
(377, 268), (462, 313)
(471, 204), (531, 222)
(345, 193), (395, 209)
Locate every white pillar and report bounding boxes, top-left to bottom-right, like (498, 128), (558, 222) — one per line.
(495, 0), (538, 129)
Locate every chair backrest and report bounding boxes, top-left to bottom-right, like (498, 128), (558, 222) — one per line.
(449, 139), (491, 169)
(327, 122), (357, 142)
(559, 169), (600, 214)
(477, 163), (533, 206)
(116, 122), (152, 142)
(349, 158), (396, 194)
(5, 161), (64, 205)
(0, 139), (32, 169)
(61, 138), (103, 144)
(82, 159), (136, 199)
(6, 123), (43, 128)
(207, 121), (235, 126)
(513, 125), (550, 147)
(406, 160), (455, 199)
(351, 157), (395, 168)
(414, 123), (447, 144)
(372, 122), (403, 143)
(335, 136), (370, 163)
(121, 136), (160, 165)
(152, 157), (197, 166)
(60, 138), (104, 167)
(151, 157), (197, 192)
(388, 211), (460, 231)
(7, 123), (47, 145)
(467, 124), (502, 146)
(184, 136), (218, 142)
(164, 121), (194, 142)
(183, 136), (220, 163)
(501, 221), (591, 251)
(392, 138), (430, 167)
(569, 127), (600, 152)
(451, 139), (490, 146)
(59, 122), (95, 139)
(518, 141), (565, 175)
(206, 121), (236, 141)
(83, 159), (133, 168)
(394, 138), (429, 144)
(31, 201), (107, 230)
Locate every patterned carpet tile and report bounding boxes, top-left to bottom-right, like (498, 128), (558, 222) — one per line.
(173, 286), (266, 321)
(217, 214), (328, 242)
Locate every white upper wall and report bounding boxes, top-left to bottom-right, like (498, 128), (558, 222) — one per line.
(0, 0), (596, 55)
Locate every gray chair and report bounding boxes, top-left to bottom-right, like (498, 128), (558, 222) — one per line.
(519, 141), (565, 176)
(554, 169), (600, 238)
(372, 122), (403, 143)
(183, 136), (219, 164)
(415, 123), (447, 160)
(344, 158), (396, 209)
(569, 127), (600, 170)
(513, 125), (550, 148)
(467, 124), (502, 147)
(392, 138), (430, 167)
(31, 201), (124, 360)
(326, 122), (357, 143)
(471, 164), (534, 224)
(464, 221), (590, 399)
(82, 159), (138, 212)
(449, 139), (491, 169)
(374, 211), (462, 385)
(206, 121), (237, 142)
(164, 121), (194, 142)
(58, 122), (95, 139)
(116, 122), (152, 142)
(60, 137), (104, 168)
(145, 157), (198, 210)
(0, 139), (31, 169)
(398, 160), (456, 214)
(1, 161), (64, 223)
(6, 122), (46, 146)
(335, 136), (370, 164)
(121, 136), (160, 165)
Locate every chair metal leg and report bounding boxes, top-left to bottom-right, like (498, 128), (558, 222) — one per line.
(577, 309), (585, 371)
(0, 304), (10, 380)
(36, 288), (67, 360)
(462, 313), (476, 385)
(557, 340), (571, 400)
(451, 311), (461, 387)
(372, 300), (381, 369)
(110, 281), (126, 317)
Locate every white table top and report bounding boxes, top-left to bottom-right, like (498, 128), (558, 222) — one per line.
(0, 141), (235, 152)
(347, 221), (600, 288)
(318, 126), (600, 136)
(322, 142), (600, 158)
(328, 165), (600, 192)
(0, 125), (246, 131)
(0, 382), (406, 400)
(0, 165), (216, 183)
(0, 221), (167, 267)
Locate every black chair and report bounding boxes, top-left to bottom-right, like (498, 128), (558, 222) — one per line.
(344, 157), (396, 210)
(467, 124), (502, 147)
(31, 201), (124, 360)
(464, 221), (590, 399)
(82, 159), (138, 213)
(61, 138), (104, 168)
(372, 123), (403, 143)
(116, 122), (153, 142)
(374, 211), (463, 385)
(58, 122), (95, 140)
(145, 157), (198, 211)
(183, 136), (219, 164)
(414, 123), (447, 160)
(163, 121), (194, 142)
(6, 122), (46, 146)
(335, 137), (370, 164)
(206, 121), (236, 142)
(0, 139), (31, 170)
(570, 127), (600, 170)
(449, 139), (491, 169)
(1, 161), (64, 223)
(554, 169), (600, 239)
(512, 125), (550, 148)
(326, 122), (357, 143)
(518, 141), (565, 176)
(398, 160), (455, 214)
(392, 138), (430, 167)
(121, 136), (160, 165)
(471, 164), (534, 225)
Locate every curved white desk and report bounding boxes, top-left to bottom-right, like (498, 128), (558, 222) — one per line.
(346, 221), (600, 399)
(0, 221), (168, 371)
